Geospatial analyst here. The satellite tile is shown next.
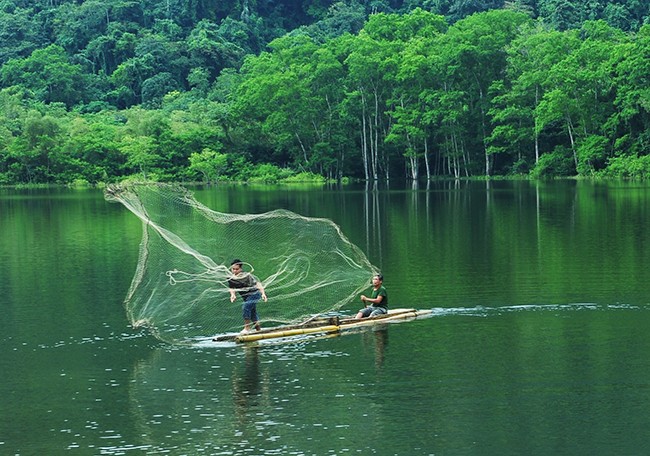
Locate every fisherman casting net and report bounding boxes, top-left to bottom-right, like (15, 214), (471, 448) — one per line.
(105, 183), (374, 344)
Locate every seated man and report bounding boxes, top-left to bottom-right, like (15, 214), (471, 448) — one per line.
(356, 274), (388, 319)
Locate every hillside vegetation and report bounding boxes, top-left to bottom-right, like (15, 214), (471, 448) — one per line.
(1, 0), (649, 184)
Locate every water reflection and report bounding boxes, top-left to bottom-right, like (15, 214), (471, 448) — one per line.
(364, 181), (383, 266)
(363, 327), (388, 370)
(232, 346), (268, 426)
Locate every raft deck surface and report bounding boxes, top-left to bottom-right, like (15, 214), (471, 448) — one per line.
(212, 308), (433, 343)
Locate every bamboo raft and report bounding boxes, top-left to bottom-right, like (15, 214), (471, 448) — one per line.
(212, 308), (433, 343)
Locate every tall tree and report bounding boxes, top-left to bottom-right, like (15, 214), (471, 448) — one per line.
(0, 44), (87, 107)
(489, 23), (577, 171)
(536, 21), (623, 171)
(440, 9), (530, 176)
(607, 23), (650, 157)
(344, 13), (402, 179)
(0, 6), (46, 65)
(385, 9), (448, 179)
(236, 34), (346, 173)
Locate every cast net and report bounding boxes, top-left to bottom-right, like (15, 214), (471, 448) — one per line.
(105, 182), (374, 344)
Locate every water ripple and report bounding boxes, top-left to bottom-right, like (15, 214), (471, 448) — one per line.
(430, 302), (643, 317)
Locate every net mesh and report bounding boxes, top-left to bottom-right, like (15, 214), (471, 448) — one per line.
(105, 183), (375, 344)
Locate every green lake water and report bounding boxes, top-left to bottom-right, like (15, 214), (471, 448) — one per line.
(2, 180), (650, 455)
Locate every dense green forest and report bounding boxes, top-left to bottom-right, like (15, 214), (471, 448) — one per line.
(0, 0), (649, 184)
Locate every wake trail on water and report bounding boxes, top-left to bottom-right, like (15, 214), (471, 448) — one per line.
(429, 302), (644, 318)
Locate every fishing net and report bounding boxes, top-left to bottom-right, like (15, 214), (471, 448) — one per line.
(105, 182), (374, 344)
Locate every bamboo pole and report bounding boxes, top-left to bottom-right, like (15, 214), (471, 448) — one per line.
(234, 308), (433, 343)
